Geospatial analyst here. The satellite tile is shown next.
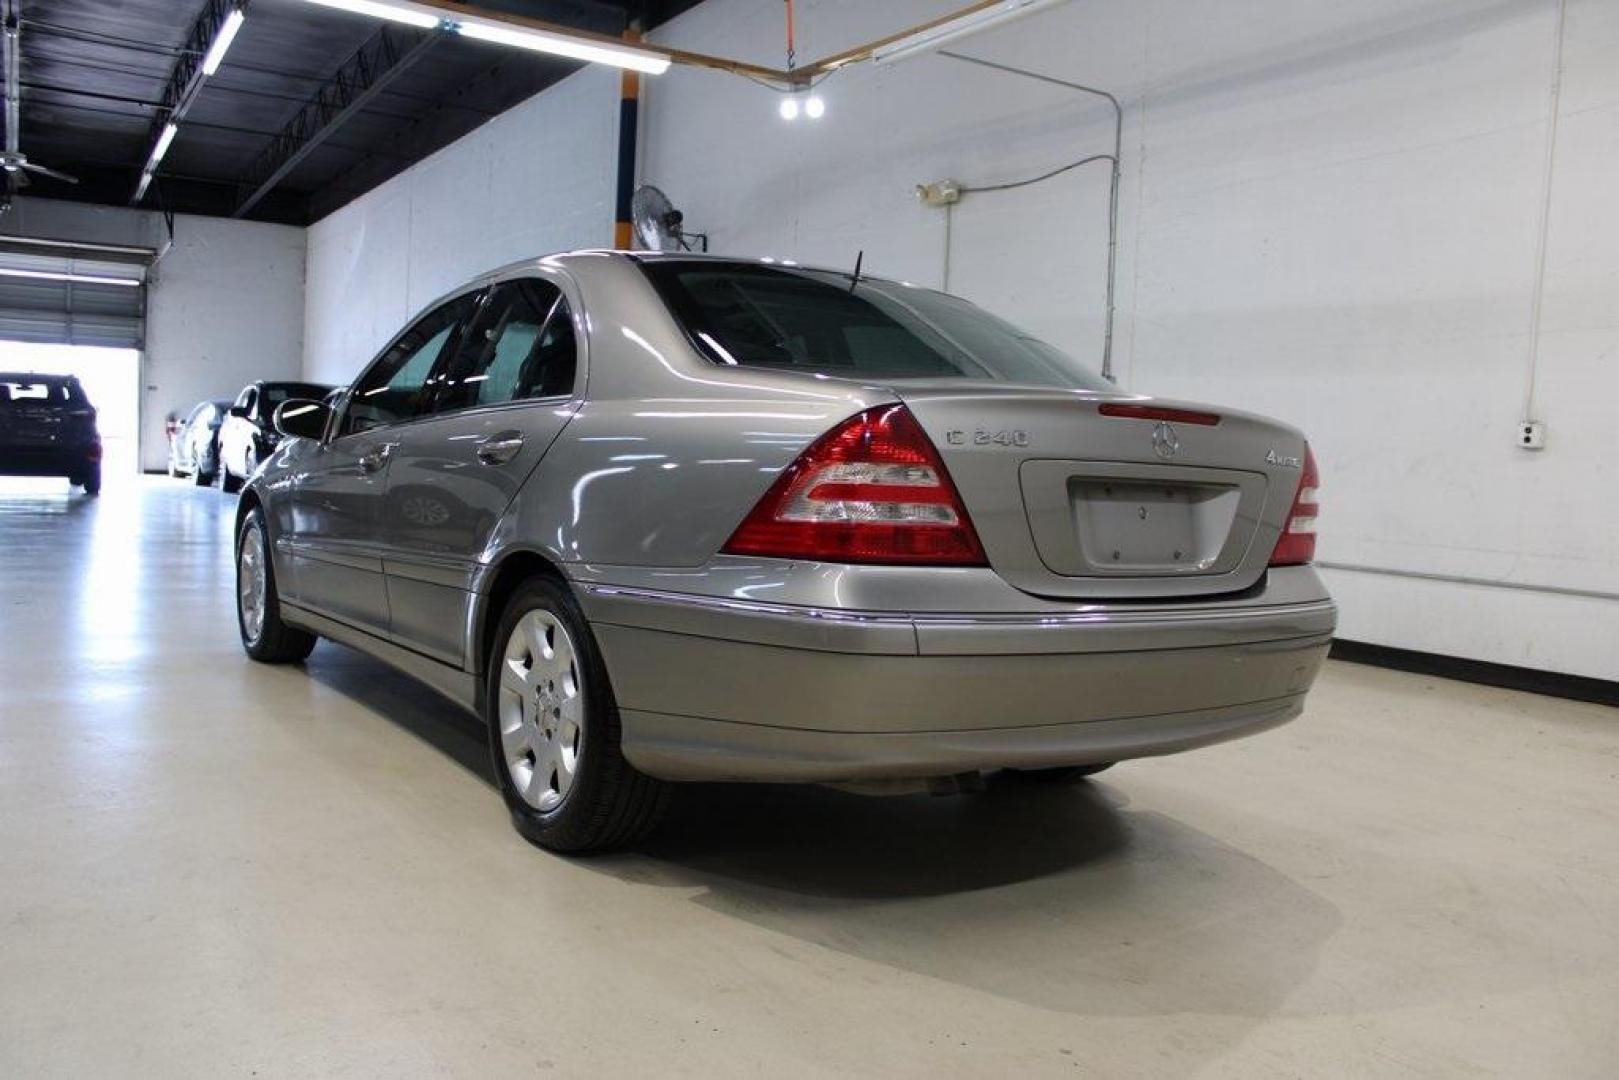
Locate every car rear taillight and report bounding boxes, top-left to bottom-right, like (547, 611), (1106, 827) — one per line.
(722, 404), (987, 566)
(1269, 444), (1319, 566)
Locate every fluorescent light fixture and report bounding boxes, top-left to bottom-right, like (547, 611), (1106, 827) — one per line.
(872, 0), (1071, 65)
(454, 17), (671, 74)
(133, 171), (154, 202)
(300, 0), (440, 29)
(148, 123), (179, 169)
(295, 0), (670, 74)
(201, 8), (246, 76)
(0, 268), (142, 287)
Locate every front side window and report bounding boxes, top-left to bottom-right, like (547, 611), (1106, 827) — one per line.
(639, 260), (1111, 392)
(435, 278), (578, 413)
(341, 292), (481, 436)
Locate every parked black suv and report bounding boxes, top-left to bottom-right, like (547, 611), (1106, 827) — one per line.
(0, 373), (102, 494)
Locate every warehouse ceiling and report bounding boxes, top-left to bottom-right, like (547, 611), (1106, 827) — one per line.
(8, 0), (702, 225)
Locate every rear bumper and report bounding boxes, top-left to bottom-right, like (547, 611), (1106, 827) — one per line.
(0, 446), (98, 477)
(578, 579), (1335, 783)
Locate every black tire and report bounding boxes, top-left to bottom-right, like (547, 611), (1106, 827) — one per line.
(221, 468), (243, 494)
(80, 464), (101, 496)
(485, 576), (667, 854)
(193, 465), (214, 487)
(235, 507), (316, 664)
(1008, 762), (1116, 784)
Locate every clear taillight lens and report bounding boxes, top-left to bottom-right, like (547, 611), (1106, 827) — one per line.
(722, 404), (987, 565)
(1269, 444), (1319, 566)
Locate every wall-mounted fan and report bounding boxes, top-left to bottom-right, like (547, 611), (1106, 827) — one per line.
(631, 184), (707, 252)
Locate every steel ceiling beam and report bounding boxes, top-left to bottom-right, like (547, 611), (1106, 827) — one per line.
(232, 25), (441, 219)
(130, 0), (249, 204)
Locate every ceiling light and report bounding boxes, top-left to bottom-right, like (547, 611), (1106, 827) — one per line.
(804, 94), (825, 119)
(779, 97), (800, 121)
(201, 8), (246, 76)
(872, 0), (1070, 65)
(0, 268), (142, 288)
(299, 0), (440, 29)
(454, 18), (671, 74)
(147, 123), (179, 169)
(133, 171), (154, 202)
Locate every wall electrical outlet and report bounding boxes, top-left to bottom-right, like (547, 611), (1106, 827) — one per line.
(916, 180), (962, 207)
(1518, 420), (1546, 450)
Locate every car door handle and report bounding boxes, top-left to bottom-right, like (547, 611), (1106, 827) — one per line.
(476, 432), (525, 466)
(357, 442), (396, 474)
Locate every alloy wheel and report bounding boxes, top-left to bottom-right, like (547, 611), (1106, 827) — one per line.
(498, 609), (584, 812)
(238, 526), (267, 643)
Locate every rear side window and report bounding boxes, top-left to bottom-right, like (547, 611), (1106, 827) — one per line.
(436, 279), (578, 412)
(638, 261), (1111, 391)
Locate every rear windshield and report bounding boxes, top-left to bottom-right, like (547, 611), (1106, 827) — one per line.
(0, 377), (86, 407)
(638, 261), (1112, 391)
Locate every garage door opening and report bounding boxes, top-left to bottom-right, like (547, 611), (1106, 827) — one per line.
(0, 340), (141, 492)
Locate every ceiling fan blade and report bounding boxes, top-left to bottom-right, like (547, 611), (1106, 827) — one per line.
(21, 162), (79, 185)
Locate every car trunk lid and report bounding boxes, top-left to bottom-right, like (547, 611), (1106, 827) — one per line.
(888, 382), (1308, 600)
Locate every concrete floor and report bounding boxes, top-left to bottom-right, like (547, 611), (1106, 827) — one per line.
(1, 477), (1615, 1079)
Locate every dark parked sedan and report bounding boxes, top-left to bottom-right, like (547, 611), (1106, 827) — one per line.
(0, 373), (102, 494)
(218, 380), (333, 493)
(168, 399), (231, 485)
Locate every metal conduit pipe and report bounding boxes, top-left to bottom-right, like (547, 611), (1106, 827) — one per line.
(1316, 561), (1619, 605)
(938, 50), (1123, 382)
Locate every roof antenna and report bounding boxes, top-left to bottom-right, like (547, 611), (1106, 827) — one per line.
(848, 250), (864, 293)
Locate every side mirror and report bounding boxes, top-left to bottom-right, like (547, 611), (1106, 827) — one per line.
(272, 399), (331, 441)
(228, 405), (250, 419)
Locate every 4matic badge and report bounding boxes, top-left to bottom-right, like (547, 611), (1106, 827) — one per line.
(1265, 449), (1302, 468)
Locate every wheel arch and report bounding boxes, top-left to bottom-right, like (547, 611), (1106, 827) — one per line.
(471, 548), (573, 702)
(234, 486), (262, 537)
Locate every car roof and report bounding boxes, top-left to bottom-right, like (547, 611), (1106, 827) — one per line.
(0, 372), (75, 384)
(478, 249), (910, 288)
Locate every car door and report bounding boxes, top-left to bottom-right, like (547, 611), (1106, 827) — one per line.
(285, 291), (483, 636)
(223, 386), (256, 475)
(379, 274), (584, 665)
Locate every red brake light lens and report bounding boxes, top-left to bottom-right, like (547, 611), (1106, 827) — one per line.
(722, 404), (987, 566)
(1269, 444), (1319, 566)
(1099, 403), (1221, 426)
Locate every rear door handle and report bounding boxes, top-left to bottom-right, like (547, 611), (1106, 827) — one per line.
(476, 431), (525, 466)
(357, 442), (396, 474)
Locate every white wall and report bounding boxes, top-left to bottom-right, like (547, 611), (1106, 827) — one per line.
(632, 0), (1619, 681)
(292, 0), (1617, 680)
(302, 67), (621, 385)
(0, 197), (307, 472)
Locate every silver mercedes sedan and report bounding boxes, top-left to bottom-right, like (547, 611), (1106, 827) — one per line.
(236, 251), (1335, 852)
